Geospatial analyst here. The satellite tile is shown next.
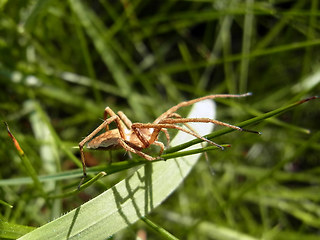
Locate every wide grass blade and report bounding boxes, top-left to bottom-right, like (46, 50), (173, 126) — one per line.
(0, 221), (35, 239)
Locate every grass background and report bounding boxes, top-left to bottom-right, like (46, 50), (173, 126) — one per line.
(1, 0), (320, 239)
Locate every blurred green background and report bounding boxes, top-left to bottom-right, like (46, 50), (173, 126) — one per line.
(1, 0), (320, 239)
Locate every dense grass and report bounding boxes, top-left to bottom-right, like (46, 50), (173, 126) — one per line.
(1, 0), (320, 239)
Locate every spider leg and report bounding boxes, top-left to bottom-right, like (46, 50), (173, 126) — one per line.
(159, 113), (192, 148)
(131, 124), (153, 149)
(166, 113), (213, 173)
(159, 118), (260, 134)
(117, 111), (132, 128)
(125, 122), (165, 156)
(132, 123), (225, 150)
(131, 114), (191, 150)
(118, 138), (157, 161)
(167, 113), (182, 118)
(166, 113), (196, 134)
(153, 141), (165, 155)
(78, 115), (117, 188)
(104, 107), (127, 132)
(154, 93), (252, 123)
(160, 113), (206, 148)
(78, 112), (128, 189)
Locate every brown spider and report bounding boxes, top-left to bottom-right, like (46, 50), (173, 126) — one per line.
(78, 93), (259, 186)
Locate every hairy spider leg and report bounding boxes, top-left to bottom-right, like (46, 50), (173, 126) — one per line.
(159, 118), (260, 134)
(166, 113), (214, 173)
(164, 113), (215, 174)
(165, 113), (195, 134)
(78, 112), (133, 188)
(117, 111), (133, 128)
(78, 115), (119, 188)
(158, 113), (194, 147)
(151, 141), (165, 155)
(154, 93), (252, 123)
(104, 107), (127, 134)
(131, 123), (225, 150)
(118, 139), (158, 161)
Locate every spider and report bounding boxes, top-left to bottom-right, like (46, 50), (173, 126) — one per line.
(78, 93), (259, 186)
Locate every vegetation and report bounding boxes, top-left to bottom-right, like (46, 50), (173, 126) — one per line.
(0, 0), (320, 239)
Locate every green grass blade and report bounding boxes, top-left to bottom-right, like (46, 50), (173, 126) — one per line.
(197, 221), (259, 240)
(141, 217), (179, 240)
(22, 0), (53, 31)
(0, 221), (35, 239)
(4, 122), (45, 197)
(48, 172), (107, 199)
(0, 199), (13, 208)
(68, 0), (130, 97)
(19, 99), (216, 240)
